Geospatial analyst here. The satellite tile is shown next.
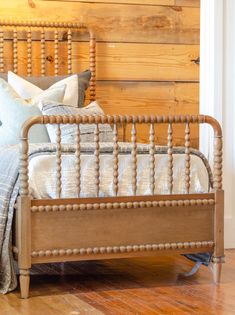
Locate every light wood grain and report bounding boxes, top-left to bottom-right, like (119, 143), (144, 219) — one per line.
(2, 41), (199, 81)
(30, 204), (214, 254)
(2, 250), (235, 314)
(40, 0), (175, 5)
(0, 1), (200, 44)
(175, 0), (200, 7)
(0, 28), (3, 73)
(93, 81), (199, 146)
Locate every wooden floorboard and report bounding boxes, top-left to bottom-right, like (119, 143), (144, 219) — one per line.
(1, 249), (235, 314)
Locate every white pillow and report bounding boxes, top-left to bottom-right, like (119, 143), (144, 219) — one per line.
(41, 100), (114, 143)
(8, 71), (79, 108)
(26, 85), (66, 109)
(0, 79), (59, 145)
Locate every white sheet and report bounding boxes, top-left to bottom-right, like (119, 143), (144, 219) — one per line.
(28, 151), (210, 199)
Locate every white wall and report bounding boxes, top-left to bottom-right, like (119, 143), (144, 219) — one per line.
(200, 0), (235, 248)
(223, 0), (235, 248)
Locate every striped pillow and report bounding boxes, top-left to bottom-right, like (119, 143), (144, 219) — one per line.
(41, 100), (113, 143)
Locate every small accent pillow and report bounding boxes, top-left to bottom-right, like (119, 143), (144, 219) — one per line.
(41, 100), (114, 143)
(0, 79), (55, 145)
(8, 70), (91, 108)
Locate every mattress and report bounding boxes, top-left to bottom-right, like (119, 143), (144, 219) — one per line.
(28, 142), (211, 199)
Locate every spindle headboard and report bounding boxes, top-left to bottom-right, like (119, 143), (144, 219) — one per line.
(0, 20), (96, 102)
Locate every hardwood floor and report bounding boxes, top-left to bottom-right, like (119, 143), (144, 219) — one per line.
(1, 250), (235, 315)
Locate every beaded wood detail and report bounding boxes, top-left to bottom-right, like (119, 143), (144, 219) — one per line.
(20, 115), (222, 198)
(89, 33), (96, 101)
(67, 29), (72, 75)
(185, 122), (191, 193)
(131, 123), (137, 195)
(149, 123), (155, 195)
(0, 28), (4, 73)
(75, 125), (81, 197)
(56, 124), (62, 198)
(167, 123), (173, 194)
(27, 28), (32, 76)
(0, 20), (96, 101)
(31, 241), (215, 258)
(13, 28), (18, 74)
(113, 123), (119, 196)
(31, 199), (215, 213)
(94, 124), (100, 197)
(213, 136), (223, 190)
(19, 138), (29, 196)
(40, 28), (46, 76)
(54, 29), (59, 76)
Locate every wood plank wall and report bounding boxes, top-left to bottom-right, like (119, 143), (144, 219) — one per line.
(0, 0), (200, 146)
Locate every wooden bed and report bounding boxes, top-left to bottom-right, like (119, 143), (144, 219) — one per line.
(0, 20), (224, 299)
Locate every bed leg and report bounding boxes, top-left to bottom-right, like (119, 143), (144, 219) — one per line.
(19, 269), (30, 299)
(17, 196), (31, 299)
(212, 260), (223, 284)
(212, 190), (224, 284)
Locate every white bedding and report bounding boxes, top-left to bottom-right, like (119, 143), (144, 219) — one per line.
(28, 146), (210, 199)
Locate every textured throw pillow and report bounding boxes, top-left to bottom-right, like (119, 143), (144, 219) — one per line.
(41, 100), (113, 143)
(0, 79), (52, 145)
(8, 70), (91, 108)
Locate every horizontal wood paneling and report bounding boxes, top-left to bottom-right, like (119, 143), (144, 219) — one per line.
(0, 0), (200, 146)
(175, 0), (200, 7)
(0, 1), (200, 44)
(40, 0), (200, 7)
(40, 0), (175, 5)
(93, 81), (199, 146)
(3, 41), (199, 81)
(95, 81), (199, 115)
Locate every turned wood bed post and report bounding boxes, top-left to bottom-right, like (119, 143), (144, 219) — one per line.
(18, 125), (32, 299)
(19, 117), (43, 299)
(205, 116), (224, 283)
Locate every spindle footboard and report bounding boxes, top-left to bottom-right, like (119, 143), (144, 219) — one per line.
(13, 114), (224, 298)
